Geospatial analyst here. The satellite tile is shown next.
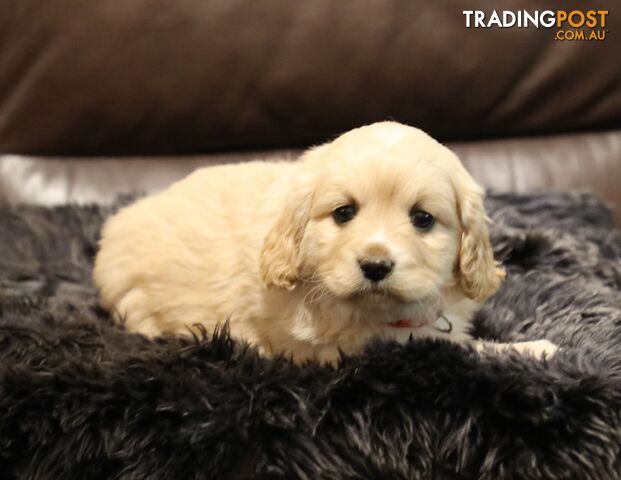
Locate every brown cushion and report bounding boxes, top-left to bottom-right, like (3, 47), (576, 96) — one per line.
(1, 0), (619, 155)
(455, 129), (621, 226)
(3, 130), (619, 226)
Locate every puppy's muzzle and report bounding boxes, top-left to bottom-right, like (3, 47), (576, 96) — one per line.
(358, 258), (394, 282)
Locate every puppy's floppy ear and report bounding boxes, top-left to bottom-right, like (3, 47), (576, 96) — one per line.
(453, 167), (505, 302)
(259, 171), (316, 290)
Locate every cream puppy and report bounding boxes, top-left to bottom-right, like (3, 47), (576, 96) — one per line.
(94, 122), (556, 363)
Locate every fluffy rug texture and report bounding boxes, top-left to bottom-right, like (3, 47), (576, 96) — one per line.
(1, 192), (621, 480)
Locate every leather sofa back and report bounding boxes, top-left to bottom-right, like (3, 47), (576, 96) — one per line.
(1, 0), (619, 155)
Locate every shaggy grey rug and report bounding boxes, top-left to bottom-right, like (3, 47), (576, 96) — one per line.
(1, 192), (621, 480)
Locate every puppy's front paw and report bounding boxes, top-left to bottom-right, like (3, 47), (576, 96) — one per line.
(474, 339), (558, 359)
(510, 339), (558, 359)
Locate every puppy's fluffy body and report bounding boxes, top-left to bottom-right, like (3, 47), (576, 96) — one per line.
(95, 122), (505, 363)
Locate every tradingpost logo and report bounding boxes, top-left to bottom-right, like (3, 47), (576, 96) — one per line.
(463, 10), (609, 41)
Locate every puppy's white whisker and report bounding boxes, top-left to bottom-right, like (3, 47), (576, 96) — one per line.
(303, 285), (321, 304)
(303, 281), (332, 305)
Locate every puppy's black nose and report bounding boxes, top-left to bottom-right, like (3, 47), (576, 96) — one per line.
(359, 259), (394, 282)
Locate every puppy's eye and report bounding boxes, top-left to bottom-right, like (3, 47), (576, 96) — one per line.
(332, 204), (357, 225)
(410, 209), (435, 231)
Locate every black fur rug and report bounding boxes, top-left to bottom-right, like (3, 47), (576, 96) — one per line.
(1, 193), (621, 480)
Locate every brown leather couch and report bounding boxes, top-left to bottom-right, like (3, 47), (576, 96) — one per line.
(1, 0), (620, 222)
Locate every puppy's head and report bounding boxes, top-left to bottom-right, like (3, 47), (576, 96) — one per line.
(260, 122), (503, 314)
